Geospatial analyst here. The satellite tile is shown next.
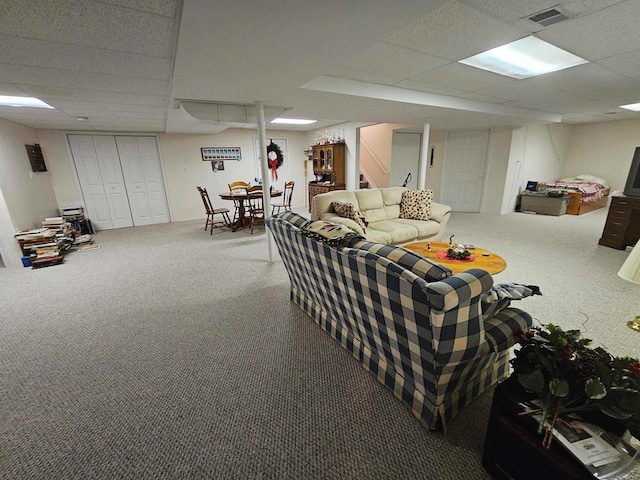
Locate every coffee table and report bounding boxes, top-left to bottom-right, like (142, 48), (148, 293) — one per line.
(403, 241), (506, 275)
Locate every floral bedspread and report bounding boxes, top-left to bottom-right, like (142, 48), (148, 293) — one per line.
(543, 181), (609, 203)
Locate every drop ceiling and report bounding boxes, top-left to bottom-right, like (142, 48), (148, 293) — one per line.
(2, 0), (640, 133)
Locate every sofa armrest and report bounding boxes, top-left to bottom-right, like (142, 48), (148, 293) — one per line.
(483, 308), (532, 354)
(429, 202), (452, 223)
(425, 269), (494, 366)
(317, 214), (365, 235)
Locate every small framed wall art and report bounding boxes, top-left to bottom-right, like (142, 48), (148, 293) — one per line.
(212, 161), (225, 172)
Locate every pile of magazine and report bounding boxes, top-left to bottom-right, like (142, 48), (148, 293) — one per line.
(551, 418), (639, 478)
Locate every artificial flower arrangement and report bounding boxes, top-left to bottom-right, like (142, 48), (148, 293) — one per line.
(446, 235), (471, 260)
(511, 324), (640, 448)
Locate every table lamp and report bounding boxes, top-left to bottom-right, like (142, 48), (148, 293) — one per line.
(618, 243), (640, 332)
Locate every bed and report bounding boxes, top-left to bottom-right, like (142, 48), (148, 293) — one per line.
(544, 174), (610, 215)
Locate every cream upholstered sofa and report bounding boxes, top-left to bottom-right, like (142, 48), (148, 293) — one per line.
(311, 187), (451, 245)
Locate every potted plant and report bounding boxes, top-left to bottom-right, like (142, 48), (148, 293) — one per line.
(511, 324), (640, 448)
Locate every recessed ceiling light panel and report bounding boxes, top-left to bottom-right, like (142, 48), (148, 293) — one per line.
(459, 36), (588, 79)
(620, 103), (640, 112)
(0, 95), (54, 108)
(270, 118), (317, 125)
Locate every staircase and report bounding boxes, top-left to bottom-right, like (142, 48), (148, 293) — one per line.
(359, 173), (369, 189)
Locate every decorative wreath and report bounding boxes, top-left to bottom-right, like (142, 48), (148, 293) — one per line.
(267, 140), (284, 181)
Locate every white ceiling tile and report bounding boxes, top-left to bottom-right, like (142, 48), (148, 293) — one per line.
(568, 78), (640, 101)
(0, 83), (29, 95)
(597, 50), (640, 79)
(328, 67), (402, 86)
(385, 1), (527, 60)
(538, 1), (640, 60)
(0, 35), (172, 79)
(410, 63), (513, 92)
(101, 0), (177, 17)
(18, 86), (168, 106)
(0, 65), (169, 96)
(503, 89), (591, 109)
(392, 80), (463, 96)
(0, 0), (176, 57)
(522, 63), (624, 92)
(50, 101), (166, 114)
(337, 43), (450, 79)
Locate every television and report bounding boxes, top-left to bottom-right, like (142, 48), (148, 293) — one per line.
(624, 147), (640, 198)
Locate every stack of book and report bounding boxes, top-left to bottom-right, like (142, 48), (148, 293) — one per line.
(14, 227), (65, 268)
(42, 217), (74, 252)
(60, 207), (90, 234)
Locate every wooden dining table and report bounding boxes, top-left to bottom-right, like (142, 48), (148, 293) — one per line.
(219, 189), (281, 231)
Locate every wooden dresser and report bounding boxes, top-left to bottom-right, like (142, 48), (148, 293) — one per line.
(308, 143), (345, 211)
(598, 195), (640, 250)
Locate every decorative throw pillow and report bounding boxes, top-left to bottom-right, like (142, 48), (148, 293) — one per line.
(302, 220), (361, 247)
(400, 189), (433, 221)
(331, 201), (368, 232)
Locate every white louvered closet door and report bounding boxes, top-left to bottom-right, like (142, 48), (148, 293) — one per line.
(115, 136), (169, 226)
(68, 134), (134, 230)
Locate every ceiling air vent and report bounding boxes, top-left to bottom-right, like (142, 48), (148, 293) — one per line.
(527, 7), (570, 27)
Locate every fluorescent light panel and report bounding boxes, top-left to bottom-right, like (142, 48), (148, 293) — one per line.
(459, 36), (588, 79)
(0, 95), (54, 108)
(270, 117), (316, 125)
(620, 103), (640, 112)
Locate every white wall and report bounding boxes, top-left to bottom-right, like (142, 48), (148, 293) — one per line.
(0, 119), (59, 267)
(483, 127), (513, 214)
(565, 119), (640, 192)
(37, 128), (311, 226)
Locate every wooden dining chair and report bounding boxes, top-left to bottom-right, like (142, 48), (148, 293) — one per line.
(246, 185), (266, 234)
(197, 186), (231, 233)
(228, 181), (250, 224)
(272, 180), (294, 214)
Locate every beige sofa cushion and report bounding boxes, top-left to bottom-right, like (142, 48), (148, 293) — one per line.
(394, 218), (442, 238)
(354, 189), (387, 224)
(368, 220), (419, 244)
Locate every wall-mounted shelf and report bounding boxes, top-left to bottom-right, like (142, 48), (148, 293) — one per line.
(26, 144), (47, 172)
(201, 147), (241, 161)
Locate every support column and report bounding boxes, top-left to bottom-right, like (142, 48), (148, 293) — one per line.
(256, 101), (274, 262)
(418, 122), (431, 190)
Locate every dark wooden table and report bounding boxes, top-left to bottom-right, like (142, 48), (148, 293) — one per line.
(219, 189), (281, 231)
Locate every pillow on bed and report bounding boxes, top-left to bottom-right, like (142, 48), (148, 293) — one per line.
(559, 174), (609, 188)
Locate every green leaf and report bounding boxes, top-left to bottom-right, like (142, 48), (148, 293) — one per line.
(549, 378), (570, 397)
(518, 370), (545, 394)
(593, 361), (612, 386)
(585, 378), (607, 399)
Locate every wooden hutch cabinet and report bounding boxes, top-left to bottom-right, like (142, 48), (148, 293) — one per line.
(598, 195), (640, 249)
(308, 143), (345, 211)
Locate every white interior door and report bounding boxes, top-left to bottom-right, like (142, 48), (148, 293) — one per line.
(116, 136), (169, 225)
(442, 130), (489, 212)
(390, 132), (420, 189)
(68, 135), (115, 231)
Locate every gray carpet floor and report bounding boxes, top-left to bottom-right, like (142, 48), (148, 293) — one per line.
(0, 206), (638, 479)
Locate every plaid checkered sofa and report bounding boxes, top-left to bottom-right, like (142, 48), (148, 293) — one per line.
(267, 211), (533, 432)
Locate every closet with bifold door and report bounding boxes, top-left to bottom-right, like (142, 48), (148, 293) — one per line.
(67, 134), (170, 231)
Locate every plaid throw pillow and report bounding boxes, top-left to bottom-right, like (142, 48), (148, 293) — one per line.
(331, 201), (368, 232)
(400, 189), (433, 221)
(302, 220), (361, 247)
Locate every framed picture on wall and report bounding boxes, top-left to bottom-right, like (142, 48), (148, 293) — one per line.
(212, 160), (225, 171)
